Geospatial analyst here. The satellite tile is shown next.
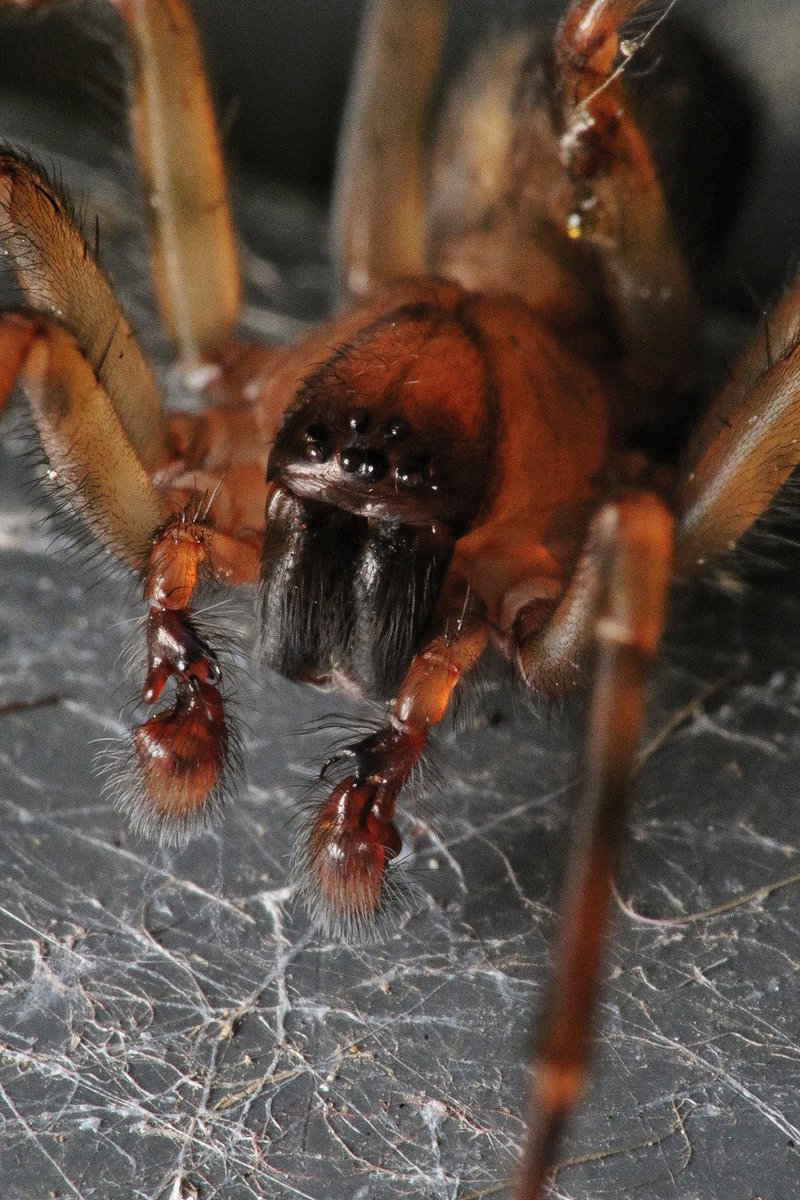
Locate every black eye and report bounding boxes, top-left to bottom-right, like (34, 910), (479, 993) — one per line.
(303, 423), (331, 461)
(395, 457), (431, 488)
(348, 408), (370, 432)
(384, 417), (410, 441)
(341, 447), (389, 481)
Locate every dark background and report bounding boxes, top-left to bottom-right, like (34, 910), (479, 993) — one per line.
(6, 1), (555, 194)
(0, 0), (797, 291)
(1, 3), (800, 1200)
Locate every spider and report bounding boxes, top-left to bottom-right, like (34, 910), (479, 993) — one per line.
(0, 1), (798, 1197)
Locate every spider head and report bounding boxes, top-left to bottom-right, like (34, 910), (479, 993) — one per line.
(260, 300), (495, 698)
(266, 299), (495, 535)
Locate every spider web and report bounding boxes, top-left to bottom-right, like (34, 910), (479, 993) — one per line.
(2, 9), (800, 1196)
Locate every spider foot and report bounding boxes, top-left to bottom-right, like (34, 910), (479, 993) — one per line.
(295, 726), (425, 940)
(132, 677), (238, 841)
(104, 671), (241, 846)
(104, 525), (245, 844)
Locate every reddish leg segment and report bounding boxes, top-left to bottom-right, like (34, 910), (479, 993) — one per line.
(298, 608), (487, 938)
(116, 509), (259, 844)
(517, 492), (673, 1200)
(0, 316), (36, 415)
(516, 504), (612, 696)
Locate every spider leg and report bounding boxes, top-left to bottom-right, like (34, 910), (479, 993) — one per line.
(117, 0), (241, 365)
(331, 0), (449, 295)
(515, 492), (673, 1200)
(9, 305), (260, 837)
(118, 495), (259, 844)
(3, 0), (241, 368)
(552, 0), (697, 391)
(297, 602), (487, 939)
(0, 147), (261, 836)
(516, 503), (612, 695)
(30, 343), (260, 841)
(675, 274), (800, 571)
(0, 153), (170, 470)
(16, 319), (169, 567)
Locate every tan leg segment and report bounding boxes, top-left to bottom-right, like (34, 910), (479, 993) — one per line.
(516, 492), (673, 1200)
(0, 154), (170, 471)
(18, 321), (169, 570)
(676, 274), (800, 572)
(117, 0), (241, 363)
(331, 0), (449, 296)
(553, 0), (697, 390)
(9, 315), (260, 584)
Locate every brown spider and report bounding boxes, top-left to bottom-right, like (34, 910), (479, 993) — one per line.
(0, 1), (797, 1197)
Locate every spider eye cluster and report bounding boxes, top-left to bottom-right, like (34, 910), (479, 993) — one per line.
(266, 299), (495, 535)
(339, 444), (388, 481)
(296, 408), (432, 490)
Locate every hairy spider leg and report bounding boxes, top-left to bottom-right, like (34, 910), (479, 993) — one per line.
(331, 0), (448, 295)
(17, 320), (170, 568)
(675, 271), (800, 569)
(2, 0), (242, 369)
(553, 0), (698, 394)
(0, 153), (260, 839)
(0, 152), (170, 470)
(126, 503), (259, 844)
(517, 492), (673, 1200)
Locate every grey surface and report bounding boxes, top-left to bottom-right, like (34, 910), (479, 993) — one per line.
(1, 3), (800, 1200)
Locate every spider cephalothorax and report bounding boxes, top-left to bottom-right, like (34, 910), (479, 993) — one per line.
(260, 290), (497, 696)
(268, 299), (496, 517)
(0, 2), (794, 1199)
